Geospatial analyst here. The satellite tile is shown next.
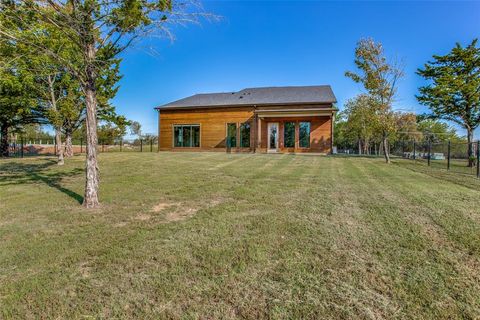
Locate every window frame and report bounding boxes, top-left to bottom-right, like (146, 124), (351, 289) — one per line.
(283, 121), (296, 148)
(299, 121), (311, 148)
(226, 123), (237, 148)
(239, 122), (251, 148)
(172, 124), (201, 148)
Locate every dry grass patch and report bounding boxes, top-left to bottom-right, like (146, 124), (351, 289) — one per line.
(152, 202), (173, 213)
(163, 207), (198, 222)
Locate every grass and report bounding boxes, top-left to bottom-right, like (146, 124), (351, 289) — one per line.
(1, 152), (480, 319)
(392, 157), (477, 176)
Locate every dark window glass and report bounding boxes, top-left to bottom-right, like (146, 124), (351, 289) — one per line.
(182, 126), (191, 147)
(227, 123), (237, 148)
(174, 126), (182, 147)
(284, 122), (295, 148)
(240, 122), (250, 148)
(173, 125), (200, 147)
(192, 126), (200, 147)
(299, 122), (311, 148)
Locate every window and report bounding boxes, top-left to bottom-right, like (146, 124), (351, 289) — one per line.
(284, 122), (295, 148)
(240, 122), (251, 148)
(299, 122), (311, 148)
(173, 125), (200, 147)
(226, 123), (237, 148)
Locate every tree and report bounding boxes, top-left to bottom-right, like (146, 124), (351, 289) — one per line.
(0, 67), (37, 156)
(417, 119), (463, 143)
(393, 112), (421, 143)
(0, 12), (39, 157)
(346, 38), (404, 163)
(34, 52), (122, 159)
(142, 133), (157, 142)
(74, 114), (130, 144)
(98, 120), (128, 145)
(333, 115), (348, 151)
(417, 39), (480, 166)
(129, 121), (142, 139)
(1, 0), (208, 207)
(21, 124), (55, 142)
(342, 94), (378, 155)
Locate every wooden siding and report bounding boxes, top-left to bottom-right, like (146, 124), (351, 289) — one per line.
(258, 116), (332, 153)
(159, 107), (254, 151)
(158, 106), (333, 153)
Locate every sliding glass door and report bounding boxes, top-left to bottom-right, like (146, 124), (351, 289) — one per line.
(173, 124), (200, 147)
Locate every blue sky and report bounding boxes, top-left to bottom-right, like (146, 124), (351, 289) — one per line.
(113, 0), (480, 138)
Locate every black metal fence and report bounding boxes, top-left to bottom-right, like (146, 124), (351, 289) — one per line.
(2, 137), (159, 158)
(335, 140), (480, 178)
(5, 136), (480, 178)
(390, 140), (480, 178)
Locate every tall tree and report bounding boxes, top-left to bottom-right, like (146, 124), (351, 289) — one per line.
(417, 39), (480, 166)
(0, 69), (37, 157)
(333, 115), (348, 151)
(1, 0), (207, 207)
(417, 119), (463, 143)
(0, 8), (39, 157)
(343, 94), (378, 155)
(346, 38), (404, 163)
(393, 112), (421, 143)
(31, 47), (122, 159)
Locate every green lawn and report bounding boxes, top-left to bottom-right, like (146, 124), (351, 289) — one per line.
(1, 153), (480, 319)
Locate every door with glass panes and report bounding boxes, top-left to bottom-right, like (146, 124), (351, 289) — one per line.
(267, 122), (279, 152)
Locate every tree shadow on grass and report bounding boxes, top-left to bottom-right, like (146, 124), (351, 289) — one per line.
(0, 159), (84, 204)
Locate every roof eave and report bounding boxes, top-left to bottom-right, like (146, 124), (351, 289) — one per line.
(154, 100), (337, 111)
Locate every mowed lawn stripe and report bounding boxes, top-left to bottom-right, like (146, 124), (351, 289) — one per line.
(0, 153), (479, 319)
(369, 160), (480, 254)
(346, 158), (480, 317)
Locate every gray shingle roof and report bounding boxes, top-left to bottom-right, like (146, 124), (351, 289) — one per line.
(157, 85), (336, 109)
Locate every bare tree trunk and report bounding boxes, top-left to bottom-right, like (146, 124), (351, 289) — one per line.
(467, 128), (474, 167)
(55, 130), (64, 165)
(382, 134), (390, 163)
(82, 42), (100, 209)
(0, 123), (9, 157)
(64, 131), (73, 157)
(358, 140), (362, 155)
(47, 74), (64, 165)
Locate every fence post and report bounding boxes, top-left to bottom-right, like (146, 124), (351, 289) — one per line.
(477, 140), (480, 179)
(21, 137), (24, 158)
(150, 139), (153, 152)
(140, 139), (143, 152)
(80, 138), (83, 153)
(428, 140), (431, 166)
(447, 140), (451, 170)
(413, 140), (416, 160)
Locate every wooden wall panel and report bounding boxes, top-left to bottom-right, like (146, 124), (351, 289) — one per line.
(259, 116), (332, 153)
(158, 107), (333, 153)
(159, 107), (254, 151)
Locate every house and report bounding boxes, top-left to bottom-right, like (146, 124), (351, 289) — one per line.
(155, 85), (337, 153)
